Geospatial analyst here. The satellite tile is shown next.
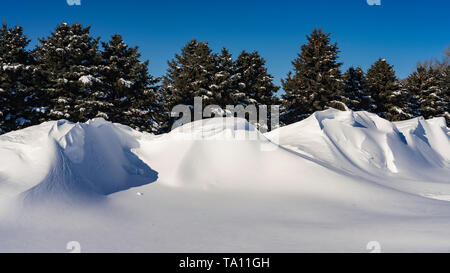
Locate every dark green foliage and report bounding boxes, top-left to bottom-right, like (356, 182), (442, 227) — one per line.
(100, 34), (162, 132)
(438, 48), (450, 125)
(281, 28), (343, 124)
(0, 23), (37, 133)
(366, 58), (412, 121)
(340, 66), (374, 111)
(1, 22), (448, 134)
(407, 61), (449, 125)
(162, 39), (217, 110)
(34, 22), (104, 122)
(210, 48), (236, 107)
(0, 23), (31, 64)
(233, 50), (279, 107)
(162, 39), (280, 130)
(232, 50), (280, 130)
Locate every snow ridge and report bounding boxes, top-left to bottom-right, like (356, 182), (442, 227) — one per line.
(0, 109), (449, 203)
(266, 109), (450, 194)
(0, 119), (158, 203)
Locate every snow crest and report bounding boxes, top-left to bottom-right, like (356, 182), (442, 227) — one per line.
(1, 110), (450, 252)
(0, 110), (449, 203)
(0, 118), (158, 203)
(266, 109), (450, 195)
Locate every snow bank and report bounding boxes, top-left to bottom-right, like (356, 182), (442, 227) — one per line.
(1, 110), (450, 252)
(0, 118), (157, 203)
(265, 109), (450, 196)
(135, 117), (363, 195)
(266, 109), (450, 177)
(1, 110), (449, 202)
(137, 118), (283, 189)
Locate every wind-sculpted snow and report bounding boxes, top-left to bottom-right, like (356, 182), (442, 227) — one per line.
(1, 110), (450, 252)
(266, 109), (450, 197)
(0, 118), (158, 203)
(0, 111), (449, 202)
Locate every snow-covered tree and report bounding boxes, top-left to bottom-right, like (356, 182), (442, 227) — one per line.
(407, 61), (449, 124)
(162, 39), (218, 125)
(0, 23), (37, 133)
(340, 66), (374, 111)
(210, 47), (236, 107)
(163, 39), (218, 107)
(281, 28), (343, 124)
(34, 22), (104, 122)
(437, 48), (450, 125)
(232, 50), (279, 130)
(366, 58), (412, 121)
(100, 34), (162, 132)
(233, 50), (279, 107)
(162, 41), (281, 130)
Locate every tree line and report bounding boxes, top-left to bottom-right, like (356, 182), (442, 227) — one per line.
(0, 23), (448, 134)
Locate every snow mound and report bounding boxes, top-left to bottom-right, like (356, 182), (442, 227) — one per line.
(133, 117), (402, 203)
(1, 110), (449, 204)
(168, 117), (260, 141)
(2, 111), (450, 252)
(266, 109), (450, 185)
(0, 118), (158, 203)
(135, 117), (292, 189)
(137, 117), (360, 192)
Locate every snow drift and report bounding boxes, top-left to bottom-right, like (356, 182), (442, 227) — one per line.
(265, 109), (450, 197)
(0, 119), (158, 203)
(0, 109), (450, 252)
(1, 109), (449, 202)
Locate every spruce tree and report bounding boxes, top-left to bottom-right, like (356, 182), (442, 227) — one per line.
(233, 50), (279, 107)
(406, 63), (432, 117)
(438, 48), (450, 125)
(407, 62), (449, 124)
(100, 34), (161, 132)
(281, 28), (342, 124)
(340, 66), (374, 111)
(0, 23), (37, 133)
(232, 50), (279, 130)
(34, 22), (104, 122)
(366, 58), (411, 121)
(162, 39), (217, 124)
(210, 47), (236, 107)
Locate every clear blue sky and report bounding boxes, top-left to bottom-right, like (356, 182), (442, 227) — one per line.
(1, 0), (449, 93)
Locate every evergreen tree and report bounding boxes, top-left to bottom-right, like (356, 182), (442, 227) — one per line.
(100, 34), (161, 132)
(405, 64), (426, 117)
(0, 23), (37, 133)
(366, 58), (411, 121)
(233, 50), (279, 107)
(281, 28), (343, 124)
(407, 61), (449, 125)
(340, 66), (374, 111)
(438, 48), (450, 125)
(162, 39), (217, 124)
(232, 50), (279, 130)
(406, 63), (432, 117)
(210, 47), (236, 107)
(34, 22), (104, 122)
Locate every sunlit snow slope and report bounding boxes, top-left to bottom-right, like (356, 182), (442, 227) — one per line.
(0, 109), (449, 252)
(0, 119), (157, 204)
(265, 109), (450, 197)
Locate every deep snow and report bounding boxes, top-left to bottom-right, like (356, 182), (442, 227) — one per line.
(0, 109), (449, 252)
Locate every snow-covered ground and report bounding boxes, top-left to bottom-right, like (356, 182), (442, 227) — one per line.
(0, 109), (449, 252)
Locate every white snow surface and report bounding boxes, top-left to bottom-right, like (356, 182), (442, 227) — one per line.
(0, 109), (449, 252)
